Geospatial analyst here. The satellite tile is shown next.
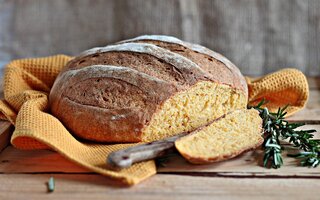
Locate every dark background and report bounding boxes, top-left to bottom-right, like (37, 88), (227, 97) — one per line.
(0, 0), (319, 76)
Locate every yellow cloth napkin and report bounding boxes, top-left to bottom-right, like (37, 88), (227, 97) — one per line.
(0, 55), (156, 186)
(246, 68), (309, 116)
(0, 55), (309, 185)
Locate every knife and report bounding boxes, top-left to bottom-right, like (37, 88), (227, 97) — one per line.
(107, 132), (188, 169)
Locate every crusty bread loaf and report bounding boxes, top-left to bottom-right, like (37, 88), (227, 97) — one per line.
(175, 109), (263, 164)
(49, 35), (248, 142)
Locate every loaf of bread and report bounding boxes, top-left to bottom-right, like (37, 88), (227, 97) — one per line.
(175, 109), (263, 164)
(49, 35), (248, 142)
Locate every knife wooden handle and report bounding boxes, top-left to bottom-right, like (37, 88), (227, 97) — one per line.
(107, 133), (187, 169)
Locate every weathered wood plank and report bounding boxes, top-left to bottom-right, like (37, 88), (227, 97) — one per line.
(0, 59), (13, 152)
(287, 108), (320, 123)
(0, 146), (89, 173)
(0, 121), (12, 152)
(307, 77), (320, 90)
(1, 145), (320, 176)
(158, 150), (320, 176)
(287, 89), (320, 122)
(0, 174), (319, 200)
(1, 125), (319, 176)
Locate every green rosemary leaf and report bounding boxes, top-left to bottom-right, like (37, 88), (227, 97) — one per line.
(251, 99), (320, 168)
(256, 99), (267, 108)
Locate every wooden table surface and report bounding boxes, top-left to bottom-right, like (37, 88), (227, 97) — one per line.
(0, 78), (319, 200)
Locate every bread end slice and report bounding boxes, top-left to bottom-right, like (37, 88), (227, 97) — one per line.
(175, 109), (263, 164)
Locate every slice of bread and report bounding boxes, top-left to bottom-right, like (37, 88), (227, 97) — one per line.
(175, 109), (263, 164)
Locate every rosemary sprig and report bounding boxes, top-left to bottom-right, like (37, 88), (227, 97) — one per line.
(250, 99), (319, 168)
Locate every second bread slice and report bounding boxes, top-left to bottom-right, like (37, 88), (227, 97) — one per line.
(175, 109), (263, 164)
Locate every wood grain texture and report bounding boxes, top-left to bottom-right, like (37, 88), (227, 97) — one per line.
(0, 146), (89, 173)
(0, 121), (12, 153)
(2, 144), (320, 177)
(0, 84), (12, 152)
(158, 148), (320, 176)
(0, 174), (319, 200)
(0, 0), (319, 76)
(307, 77), (320, 90)
(287, 90), (320, 122)
(0, 125), (319, 176)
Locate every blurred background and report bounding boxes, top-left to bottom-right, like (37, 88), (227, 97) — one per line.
(0, 0), (319, 77)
